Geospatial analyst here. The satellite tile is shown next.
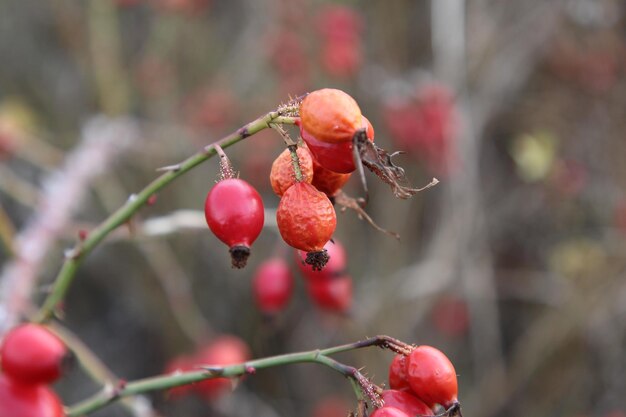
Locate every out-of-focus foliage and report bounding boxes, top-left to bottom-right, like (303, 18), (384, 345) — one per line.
(1, 1), (626, 417)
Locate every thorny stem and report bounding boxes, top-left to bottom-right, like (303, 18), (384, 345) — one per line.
(35, 111), (297, 323)
(66, 335), (403, 416)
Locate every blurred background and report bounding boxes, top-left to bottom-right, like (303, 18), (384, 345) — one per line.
(1, 0), (626, 416)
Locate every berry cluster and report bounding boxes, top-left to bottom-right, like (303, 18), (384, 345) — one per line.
(0, 324), (68, 417)
(164, 335), (250, 400)
(204, 88), (378, 272)
(252, 239), (353, 315)
(377, 346), (459, 417)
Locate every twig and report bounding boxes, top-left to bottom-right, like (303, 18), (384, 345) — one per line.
(67, 335), (401, 416)
(33, 111), (296, 324)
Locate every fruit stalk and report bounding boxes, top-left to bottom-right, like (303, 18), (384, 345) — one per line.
(288, 145), (304, 182)
(34, 111), (297, 324)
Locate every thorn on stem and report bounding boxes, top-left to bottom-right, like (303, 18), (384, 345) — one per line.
(156, 164), (181, 172)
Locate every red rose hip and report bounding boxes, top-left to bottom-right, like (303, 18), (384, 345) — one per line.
(406, 345), (458, 409)
(276, 182), (336, 270)
(204, 178), (264, 268)
(252, 258), (294, 314)
(0, 323), (69, 386)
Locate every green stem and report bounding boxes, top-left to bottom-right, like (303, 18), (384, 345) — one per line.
(67, 336), (394, 416)
(35, 112), (297, 323)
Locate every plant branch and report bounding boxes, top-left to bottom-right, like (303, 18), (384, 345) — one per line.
(34, 111), (297, 323)
(67, 335), (402, 416)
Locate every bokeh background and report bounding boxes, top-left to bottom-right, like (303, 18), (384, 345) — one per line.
(1, 0), (626, 416)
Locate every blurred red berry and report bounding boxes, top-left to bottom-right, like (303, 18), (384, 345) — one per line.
(430, 295), (470, 338)
(316, 5), (363, 42)
(164, 355), (196, 399)
(310, 396), (352, 417)
(194, 335), (251, 400)
(306, 275), (352, 313)
(0, 375), (65, 417)
(0, 324), (69, 386)
(321, 40), (362, 79)
(252, 258), (294, 314)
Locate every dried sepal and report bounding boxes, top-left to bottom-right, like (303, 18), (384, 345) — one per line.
(353, 130), (439, 199)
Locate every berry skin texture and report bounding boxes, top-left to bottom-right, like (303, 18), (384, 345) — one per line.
(276, 182), (336, 253)
(370, 406), (411, 417)
(306, 275), (352, 313)
(380, 390), (433, 417)
(252, 258), (294, 314)
(300, 88), (362, 144)
(0, 374), (65, 417)
(270, 147), (314, 196)
(388, 354), (411, 391)
(0, 324), (68, 386)
(195, 335), (251, 400)
(301, 115), (374, 174)
(204, 178), (264, 268)
(406, 345), (458, 408)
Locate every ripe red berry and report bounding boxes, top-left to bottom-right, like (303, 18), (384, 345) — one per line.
(300, 89), (362, 144)
(296, 240), (347, 282)
(380, 390), (434, 417)
(0, 324), (68, 386)
(306, 275), (352, 313)
(252, 258), (294, 314)
(388, 354), (410, 391)
(301, 116), (374, 174)
(406, 345), (458, 408)
(194, 335), (251, 400)
(270, 147), (314, 196)
(0, 374), (65, 417)
(204, 178), (264, 268)
(370, 406), (411, 417)
(276, 182), (336, 270)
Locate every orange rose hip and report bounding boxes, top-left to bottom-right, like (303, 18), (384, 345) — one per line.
(276, 182), (336, 270)
(270, 147), (314, 196)
(300, 88), (362, 144)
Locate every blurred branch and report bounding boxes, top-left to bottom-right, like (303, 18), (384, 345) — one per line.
(33, 111), (297, 325)
(0, 204), (16, 257)
(48, 322), (161, 417)
(88, 0), (131, 115)
(0, 116), (139, 335)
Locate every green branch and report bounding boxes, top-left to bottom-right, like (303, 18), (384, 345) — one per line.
(35, 111), (297, 323)
(67, 335), (404, 416)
